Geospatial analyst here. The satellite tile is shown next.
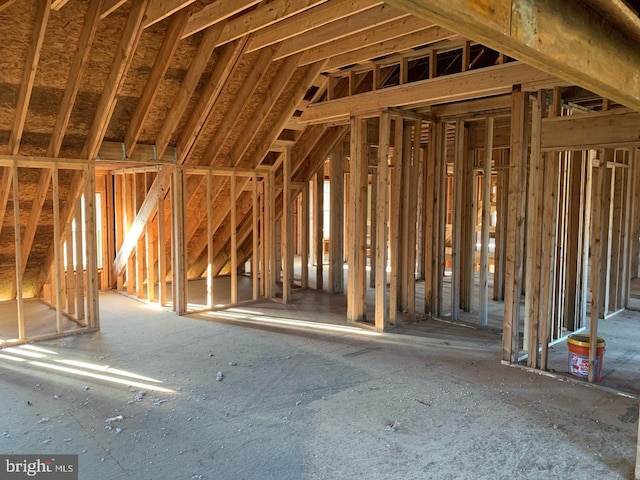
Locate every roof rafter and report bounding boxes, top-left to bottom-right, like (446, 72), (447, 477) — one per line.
(198, 45), (281, 167)
(322, 25), (458, 71)
(125, 5), (192, 157)
(245, 0), (383, 53)
(48, 0), (103, 158)
(83, 0), (150, 160)
(154, 22), (225, 159)
(214, 0), (328, 47)
(273, 3), (409, 61)
(182, 0), (261, 38)
(175, 36), (249, 164)
(9, 0), (51, 155)
(0, 0), (18, 12)
(144, 0), (195, 28)
(113, 30), (248, 276)
(298, 15), (435, 66)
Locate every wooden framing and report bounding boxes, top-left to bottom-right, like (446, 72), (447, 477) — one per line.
(314, 168), (324, 291)
(9, 0), (50, 155)
(12, 162), (25, 340)
(386, 0), (640, 110)
(451, 119), (464, 321)
(388, 116), (404, 325)
(502, 86), (529, 363)
(172, 168), (187, 314)
(329, 143), (344, 294)
(83, 0), (149, 160)
(374, 112), (391, 330)
(479, 117), (494, 327)
(300, 183), (310, 289)
(230, 171), (238, 305)
(282, 147), (293, 303)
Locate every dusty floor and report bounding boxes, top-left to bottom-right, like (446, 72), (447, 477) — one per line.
(0, 290), (638, 480)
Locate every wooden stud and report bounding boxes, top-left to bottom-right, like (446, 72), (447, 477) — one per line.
(283, 147), (293, 303)
(429, 49), (438, 78)
(480, 117), (494, 327)
(369, 169), (377, 290)
(452, 119), (464, 321)
(525, 92), (543, 368)
(52, 166), (63, 333)
(12, 162), (25, 340)
(400, 57), (409, 84)
(74, 197), (85, 320)
(375, 112), (391, 331)
(145, 213), (156, 303)
(315, 169), (324, 291)
(539, 144), (561, 369)
(424, 122), (436, 314)
(207, 171), (214, 308)
(270, 171), (277, 297)
(589, 148), (610, 382)
(104, 174), (116, 289)
(301, 183), (310, 289)
(252, 173), (260, 300)
(65, 218), (75, 315)
(157, 178), (167, 306)
(348, 118), (360, 321)
(230, 171), (238, 305)
(259, 181), (266, 297)
(503, 86), (529, 364)
(85, 164), (100, 328)
(357, 121), (368, 320)
(461, 40), (470, 71)
(493, 151), (508, 301)
(135, 174), (146, 299)
(407, 119), (421, 320)
(172, 168), (187, 314)
(389, 117), (404, 325)
(329, 144), (344, 294)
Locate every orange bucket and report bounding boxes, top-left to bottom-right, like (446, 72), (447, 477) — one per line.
(567, 334), (605, 381)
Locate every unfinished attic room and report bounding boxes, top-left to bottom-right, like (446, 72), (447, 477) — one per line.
(1, 0), (640, 478)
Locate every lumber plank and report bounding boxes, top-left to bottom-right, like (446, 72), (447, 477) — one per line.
(479, 117), (493, 327)
(216, 0), (327, 47)
(49, 0), (102, 158)
(374, 112), (390, 330)
(502, 86), (528, 363)
(183, 0), (260, 38)
(329, 144), (344, 294)
(303, 62), (558, 123)
(274, 4), (409, 61)
(246, 0), (382, 53)
(10, 0), (50, 155)
(385, 0), (640, 111)
(52, 166), (64, 333)
(145, 0), (195, 28)
(12, 162), (25, 340)
(126, 6), (191, 157)
(83, 0), (150, 160)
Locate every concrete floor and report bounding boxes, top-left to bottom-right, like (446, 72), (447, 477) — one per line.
(0, 290), (638, 479)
